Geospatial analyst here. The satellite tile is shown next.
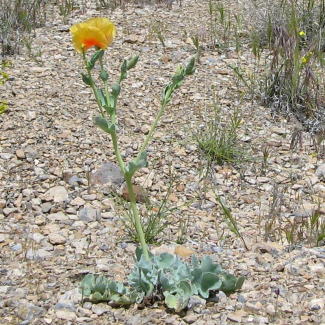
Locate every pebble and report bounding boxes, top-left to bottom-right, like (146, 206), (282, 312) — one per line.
(81, 194), (97, 201)
(55, 309), (77, 322)
(15, 149), (25, 159)
(41, 202), (52, 213)
(48, 233), (66, 245)
(78, 207), (101, 222)
(41, 186), (68, 203)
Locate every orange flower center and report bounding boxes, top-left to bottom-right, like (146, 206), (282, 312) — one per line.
(83, 38), (103, 49)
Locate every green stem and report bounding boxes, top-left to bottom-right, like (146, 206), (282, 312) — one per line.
(125, 176), (149, 261)
(111, 131), (126, 175)
(135, 87), (172, 163)
(111, 126), (149, 260)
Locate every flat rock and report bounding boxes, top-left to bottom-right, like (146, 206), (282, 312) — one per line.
(174, 246), (196, 257)
(16, 303), (45, 321)
(41, 186), (68, 203)
(48, 233), (66, 245)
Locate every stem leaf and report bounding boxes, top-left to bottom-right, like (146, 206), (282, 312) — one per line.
(95, 116), (116, 135)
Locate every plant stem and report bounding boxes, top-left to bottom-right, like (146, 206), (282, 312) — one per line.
(111, 131), (126, 175)
(135, 87), (172, 163)
(125, 176), (150, 260)
(83, 50), (105, 118)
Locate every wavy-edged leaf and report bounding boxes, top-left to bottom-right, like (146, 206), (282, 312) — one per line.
(80, 274), (95, 296)
(198, 272), (222, 298)
(201, 256), (222, 274)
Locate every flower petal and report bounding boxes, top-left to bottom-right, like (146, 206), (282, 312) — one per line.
(70, 23), (108, 53)
(85, 17), (116, 46)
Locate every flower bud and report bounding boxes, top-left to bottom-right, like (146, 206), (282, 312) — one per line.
(100, 69), (109, 81)
(81, 73), (91, 86)
(127, 55), (139, 70)
(111, 84), (121, 97)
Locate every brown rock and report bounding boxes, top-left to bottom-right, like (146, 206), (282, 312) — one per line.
(168, 193), (178, 202)
(122, 185), (148, 203)
(174, 246), (196, 258)
(15, 149), (25, 159)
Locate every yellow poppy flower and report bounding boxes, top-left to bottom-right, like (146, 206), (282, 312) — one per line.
(299, 31), (305, 36)
(70, 17), (116, 53)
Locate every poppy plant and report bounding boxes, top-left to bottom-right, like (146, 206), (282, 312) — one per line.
(71, 17), (195, 261)
(70, 17), (116, 53)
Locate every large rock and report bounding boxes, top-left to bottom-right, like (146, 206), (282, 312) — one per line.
(90, 162), (124, 186)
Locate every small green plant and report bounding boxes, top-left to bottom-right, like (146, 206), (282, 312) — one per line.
(194, 86), (244, 166)
(80, 248), (245, 311)
(153, 22), (166, 52)
(120, 177), (177, 244)
(0, 59), (11, 85)
(24, 37), (42, 61)
(265, 184), (284, 242)
(0, 100), (8, 114)
(207, 0), (240, 50)
(59, 0), (75, 20)
(190, 34), (203, 63)
(217, 197), (249, 251)
(261, 144), (271, 175)
(285, 209), (325, 249)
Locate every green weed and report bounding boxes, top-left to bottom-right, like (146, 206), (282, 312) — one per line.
(193, 86), (245, 166)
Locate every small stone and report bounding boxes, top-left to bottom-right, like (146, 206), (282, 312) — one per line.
(315, 163), (325, 179)
(47, 212), (69, 222)
(41, 186), (68, 203)
(41, 202), (52, 213)
(15, 149), (25, 159)
(183, 314), (198, 324)
(3, 207), (19, 216)
(188, 295), (206, 311)
(309, 298), (324, 310)
(55, 309), (77, 322)
(271, 127), (287, 135)
(0, 152), (14, 160)
(140, 124), (151, 134)
(0, 199), (6, 208)
(81, 194), (97, 201)
(174, 246), (196, 258)
(168, 193), (178, 202)
(78, 207), (101, 222)
(48, 233), (66, 245)
(228, 310), (247, 323)
(91, 303), (111, 316)
(68, 175), (83, 185)
(16, 303), (45, 321)
(54, 300), (75, 312)
(24, 146), (39, 159)
(70, 197), (85, 206)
